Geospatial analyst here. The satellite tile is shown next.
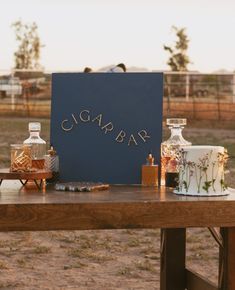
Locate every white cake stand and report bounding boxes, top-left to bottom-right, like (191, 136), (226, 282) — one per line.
(173, 188), (234, 197)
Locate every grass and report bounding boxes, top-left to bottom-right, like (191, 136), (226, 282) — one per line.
(124, 229), (136, 235)
(68, 247), (114, 263)
(0, 260), (9, 269)
(0, 239), (19, 248)
(144, 255), (160, 260)
(68, 248), (83, 258)
(85, 252), (115, 263)
(32, 245), (51, 254)
(63, 261), (87, 270)
(140, 245), (158, 255)
(135, 259), (157, 273)
(117, 266), (133, 276)
(0, 282), (23, 288)
(62, 233), (114, 251)
(187, 251), (215, 261)
(187, 235), (206, 243)
(143, 229), (160, 237)
(127, 237), (141, 247)
(58, 236), (76, 244)
(16, 258), (27, 268)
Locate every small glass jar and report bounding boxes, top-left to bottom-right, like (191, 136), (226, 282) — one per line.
(44, 146), (59, 183)
(11, 144), (32, 172)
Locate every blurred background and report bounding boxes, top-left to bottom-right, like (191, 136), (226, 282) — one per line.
(0, 0), (235, 121)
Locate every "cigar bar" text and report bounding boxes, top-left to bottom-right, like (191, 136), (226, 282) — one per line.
(61, 110), (151, 146)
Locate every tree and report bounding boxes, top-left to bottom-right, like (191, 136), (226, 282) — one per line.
(164, 26), (191, 71)
(12, 20), (43, 69)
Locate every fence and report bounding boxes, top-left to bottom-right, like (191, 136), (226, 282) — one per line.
(164, 72), (235, 121)
(0, 69), (51, 117)
(1, 70), (235, 120)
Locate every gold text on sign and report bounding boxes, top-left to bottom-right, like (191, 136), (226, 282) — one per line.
(61, 110), (151, 146)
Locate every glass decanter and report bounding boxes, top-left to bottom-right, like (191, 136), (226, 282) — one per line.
(161, 118), (191, 187)
(23, 122), (46, 170)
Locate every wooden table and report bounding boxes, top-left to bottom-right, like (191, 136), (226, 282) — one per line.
(0, 181), (235, 290)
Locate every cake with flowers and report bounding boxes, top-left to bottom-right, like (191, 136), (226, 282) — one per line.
(174, 146), (229, 196)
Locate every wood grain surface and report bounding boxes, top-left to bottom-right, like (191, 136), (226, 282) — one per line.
(160, 228), (186, 290)
(0, 181), (235, 231)
(219, 227), (235, 290)
(0, 168), (52, 180)
(186, 268), (217, 290)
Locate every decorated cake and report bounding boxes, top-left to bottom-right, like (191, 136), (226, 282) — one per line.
(174, 146), (229, 196)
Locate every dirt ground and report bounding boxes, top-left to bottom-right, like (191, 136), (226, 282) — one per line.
(0, 117), (234, 290)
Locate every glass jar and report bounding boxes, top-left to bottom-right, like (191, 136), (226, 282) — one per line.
(23, 122), (46, 170)
(10, 144), (32, 172)
(161, 118), (191, 187)
(44, 146), (59, 183)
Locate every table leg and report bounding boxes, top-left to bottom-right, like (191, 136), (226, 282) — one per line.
(20, 179), (28, 186)
(219, 227), (235, 290)
(160, 228), (186, 290)
(33, 179), (42, 190)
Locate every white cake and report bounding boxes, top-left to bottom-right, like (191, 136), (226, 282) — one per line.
(174, 146), (228, 196)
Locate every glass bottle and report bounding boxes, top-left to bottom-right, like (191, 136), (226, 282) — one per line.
(45, 146), (59, 183)
(23, 122), (46, 170)
(161, 118), (191, 187)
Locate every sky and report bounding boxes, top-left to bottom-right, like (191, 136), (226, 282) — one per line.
(0, 0), (235, 72)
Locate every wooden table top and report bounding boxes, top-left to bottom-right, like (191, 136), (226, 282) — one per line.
(0, 180), (235, 231)
(0, 168), (52, 180)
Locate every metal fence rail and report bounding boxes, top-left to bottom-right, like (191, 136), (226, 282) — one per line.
(1, 70), (235, 120)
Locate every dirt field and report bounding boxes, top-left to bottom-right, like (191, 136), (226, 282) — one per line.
(0, 117), (235, 289)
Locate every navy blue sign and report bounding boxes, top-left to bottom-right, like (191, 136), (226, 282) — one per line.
(51, 73), (163, 184)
